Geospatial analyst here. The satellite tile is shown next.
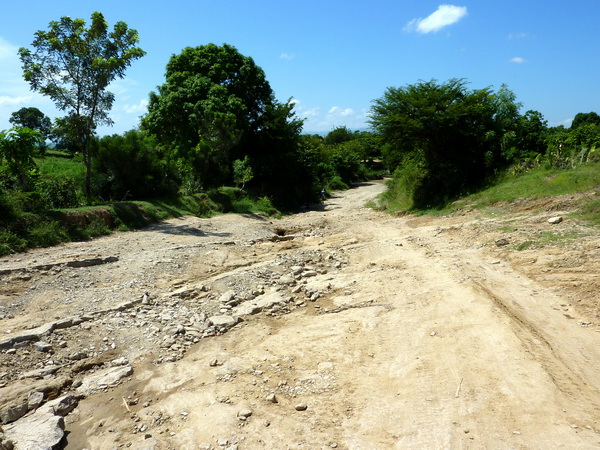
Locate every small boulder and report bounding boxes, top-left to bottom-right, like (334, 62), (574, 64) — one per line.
(238, 409), (253, 420)
(548, 216), (563, 224)
(495, 238), (509, 247)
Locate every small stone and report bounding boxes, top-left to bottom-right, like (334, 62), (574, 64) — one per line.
(548, 216), (563, 224)
(28, 391), (45, 410)
(33, 342), (52, 353)
(266, 393), (278, 403)
(495, 238), (509, 247)
(238, 409), (253, 418)
(430, 331), (436, 336)
(295, 403), (308, 411)
(111, 357), (129, 366)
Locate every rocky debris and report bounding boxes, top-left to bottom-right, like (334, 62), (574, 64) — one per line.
(495, 238), (510, 247)
(0, 216), (350, 442)
(32, 342), (52, 353)
(65, 256), (119, 268)
(548, 216), (563, 224)
(0, 255), (118, 277)
(208, 315), (241, 331)
(75, 365), (133, 396)
(295, 403), (308, 411)
(0, 376), (73, 426)
(2, 394), (78, 450)
(0, 316), (89, 350)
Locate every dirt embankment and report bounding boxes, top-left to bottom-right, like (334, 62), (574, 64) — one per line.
(1, 181), (599, 449)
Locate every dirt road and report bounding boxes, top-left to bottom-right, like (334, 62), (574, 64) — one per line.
(1, 181), (599, 449)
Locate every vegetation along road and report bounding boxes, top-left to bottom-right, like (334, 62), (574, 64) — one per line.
(1, 181), (599, 448)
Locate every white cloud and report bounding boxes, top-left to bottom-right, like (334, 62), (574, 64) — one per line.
(0, 95), (32, 106)
(0, 37), (19, 60)
(123, 98), (148, 114)
(300, 107), (320, 119)
(405, 5), (468, 34)
(280, 53), (295, 61)
(508, 32), (528, 40)
(510, 57), (527, 64)
(328, 106), (354, 117)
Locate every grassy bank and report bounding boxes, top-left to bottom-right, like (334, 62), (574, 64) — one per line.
(374, 161), (600, 226)
(0, 187), (280, 256)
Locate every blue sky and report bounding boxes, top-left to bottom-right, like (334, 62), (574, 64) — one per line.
(1, 1), (599, 135)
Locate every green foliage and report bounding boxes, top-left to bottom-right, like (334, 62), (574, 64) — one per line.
(19, 11), (146, 196)
(0, 127), (45, 191)
(327, 175), (349, 191)
(571, 112), (600, 129)
(515, 231), (582, 251)
(10, 107), (52, 142)
(232, 156), (254, 189)
(249, 100), (321, 207)
(574, 196), (600, 226)
(142, 43), (273, 188)
(93, 130), (179, 200)
(0, 231), (27, 256)
(370, 78), (501, 207)
(319, 129), (383, 189)
(377, 158), (425, 211)
(35, 177), (81, 208)
(324, 126), (355, 146)
(142, 44), (322, 207)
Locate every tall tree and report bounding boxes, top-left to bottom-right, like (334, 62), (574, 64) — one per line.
(9, 107), (52, 141)
(571, 112), (600, 129)
(19, 12), (145, 196)
(142, 43), (274, 188)
(370, 79), (500, 207)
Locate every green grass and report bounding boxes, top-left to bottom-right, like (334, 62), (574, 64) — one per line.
(37, 151), (86, 181)
(385, 162), (600, 224)
(572, 197), (600, 226)
(454, 162), (600, 210)
(515, 230), (583, 251)
(0, 186), (281, 256)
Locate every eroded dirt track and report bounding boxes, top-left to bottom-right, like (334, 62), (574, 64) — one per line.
(1, 181), (600, 449)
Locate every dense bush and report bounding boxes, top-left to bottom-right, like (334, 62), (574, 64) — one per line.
(93, 130), (179, 200)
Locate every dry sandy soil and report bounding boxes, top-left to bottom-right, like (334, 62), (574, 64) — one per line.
(1, 180), (599, 449)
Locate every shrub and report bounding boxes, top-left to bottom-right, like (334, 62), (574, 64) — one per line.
(36, 176), (81, 208)
(0, 230), (27, 256)
(328, 175), (348, 191)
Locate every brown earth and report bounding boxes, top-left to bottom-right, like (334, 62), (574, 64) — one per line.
(1, 180), (599, 449)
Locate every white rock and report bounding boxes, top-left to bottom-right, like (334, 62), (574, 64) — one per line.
(548, 216), (563, 224)
(208, 315), (240, 329)
(76, 365), (133, 396)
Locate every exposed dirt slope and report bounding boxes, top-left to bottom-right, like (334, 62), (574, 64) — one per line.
(1, 181), (599, 449)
